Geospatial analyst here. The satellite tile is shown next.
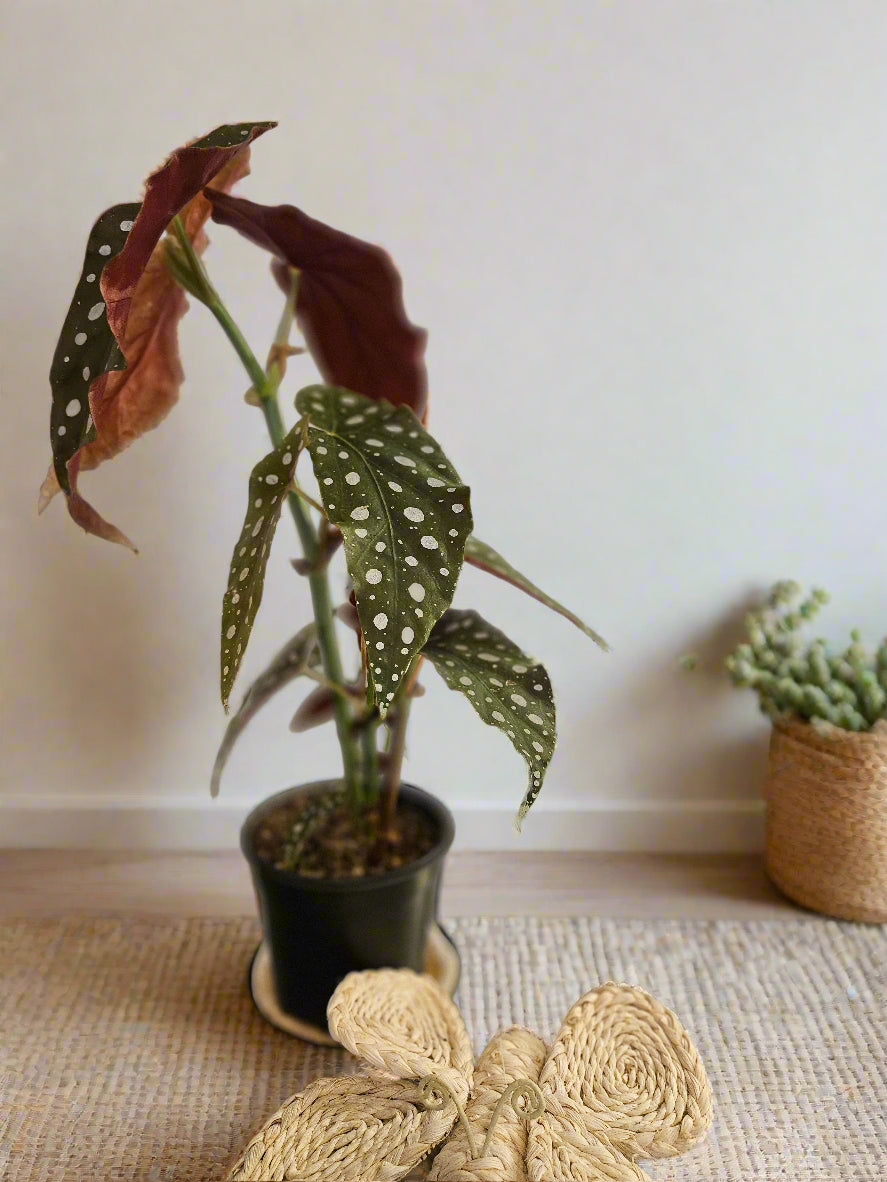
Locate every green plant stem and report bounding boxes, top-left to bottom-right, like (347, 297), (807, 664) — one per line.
(380, 659), (421, 835)
(302, 666), (363, 706)
(257, 387), (364, 808)
(361, 717), (381, 801)
(289, 483), (326, 515)
(169, 223), (365, 806)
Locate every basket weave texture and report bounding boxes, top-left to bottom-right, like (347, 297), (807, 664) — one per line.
(227, 969), (712, 1181)
(765, 716), (887, 922)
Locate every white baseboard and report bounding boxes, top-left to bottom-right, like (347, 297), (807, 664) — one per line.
(0, 795), (764, 852)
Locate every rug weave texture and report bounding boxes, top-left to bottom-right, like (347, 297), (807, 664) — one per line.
(1, 915), (884, 1181)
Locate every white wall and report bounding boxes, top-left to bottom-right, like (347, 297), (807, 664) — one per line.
(2, 1), (886, 851)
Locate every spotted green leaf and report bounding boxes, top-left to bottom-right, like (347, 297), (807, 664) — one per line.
(221, 425), (304, 708)
(464, 535), (609, 650)
(422, 608), (556, 828)
(211, 624), (320, 797)
(50, 203), (140, 494)
(295, 385), (472, 717)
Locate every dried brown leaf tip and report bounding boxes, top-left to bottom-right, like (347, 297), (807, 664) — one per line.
(205, 191), (428, 419)
(43, 122), (276, 548)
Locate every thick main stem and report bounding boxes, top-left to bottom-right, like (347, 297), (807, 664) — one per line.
(259, 389), (363, 804)
(172, 229), (365, 806)
(360, 705), (381, 801)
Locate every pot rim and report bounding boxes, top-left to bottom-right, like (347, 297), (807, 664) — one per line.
(240, 780), (454, 893)
(773, 712), (887, 748)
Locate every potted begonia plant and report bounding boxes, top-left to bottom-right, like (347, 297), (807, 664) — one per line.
(41, 122), (606, 1033)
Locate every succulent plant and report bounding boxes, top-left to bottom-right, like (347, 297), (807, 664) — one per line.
(726, 581), (887, 731)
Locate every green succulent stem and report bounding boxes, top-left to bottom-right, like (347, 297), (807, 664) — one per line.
(166, 225), (367, 808)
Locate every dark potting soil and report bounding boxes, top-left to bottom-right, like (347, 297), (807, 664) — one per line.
(252, 790), (438, 879)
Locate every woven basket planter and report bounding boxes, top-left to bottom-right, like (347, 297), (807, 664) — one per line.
(765, 716), (887, 922)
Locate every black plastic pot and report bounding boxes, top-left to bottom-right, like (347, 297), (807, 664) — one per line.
(241, 781), (455, 1030)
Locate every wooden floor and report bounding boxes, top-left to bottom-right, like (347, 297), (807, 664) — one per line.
(0, 850), (801, 921)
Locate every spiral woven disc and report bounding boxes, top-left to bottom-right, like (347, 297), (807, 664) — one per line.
(527, 982), (713, 1181)
(328, 968), (474, 1104)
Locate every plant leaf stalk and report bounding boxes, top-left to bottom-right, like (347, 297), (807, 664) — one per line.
(380, 657), (423, 837)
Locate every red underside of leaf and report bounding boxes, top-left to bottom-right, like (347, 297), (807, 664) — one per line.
(289, 683), (337, 732)
(65, 452), (138, 552)
(205, 191), (428, 420)
(99, 130), (273, 352)
(49, 123), (275, 546)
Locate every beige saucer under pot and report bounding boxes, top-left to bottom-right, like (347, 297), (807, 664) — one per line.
(248, 924), (462, 1046)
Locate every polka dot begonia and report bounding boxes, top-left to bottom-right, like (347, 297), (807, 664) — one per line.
(295, 384), (473, 716)
(422, 607), (556, 827)
(220, 424), (304, 708)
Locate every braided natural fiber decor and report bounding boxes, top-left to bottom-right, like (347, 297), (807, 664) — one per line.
(528, 983), (712, 1181)
(328, 967), (475, 1104)
(228, 969), (712, 1181)
(766, 716), (887, 922)
(427, 1026), (547, 1181)
(229, 970), (473, 1181)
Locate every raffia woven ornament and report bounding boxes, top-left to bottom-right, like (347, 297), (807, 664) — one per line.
(227, 970), (712, 1182)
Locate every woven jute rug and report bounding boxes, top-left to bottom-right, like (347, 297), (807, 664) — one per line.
(1, 915), (884, 1181)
